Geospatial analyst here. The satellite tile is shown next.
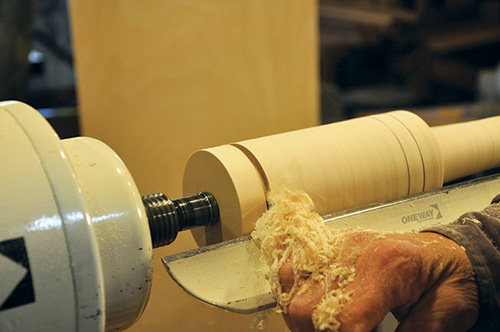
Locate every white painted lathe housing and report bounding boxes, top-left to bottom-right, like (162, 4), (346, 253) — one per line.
(0, 101), (153, 331)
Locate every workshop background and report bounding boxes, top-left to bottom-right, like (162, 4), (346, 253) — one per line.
(0, 0), (499, 331)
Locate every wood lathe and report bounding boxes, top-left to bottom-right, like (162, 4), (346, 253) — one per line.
(1, 100), (500, 331)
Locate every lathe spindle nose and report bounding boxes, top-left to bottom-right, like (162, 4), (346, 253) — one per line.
(142, 192), (219, 248)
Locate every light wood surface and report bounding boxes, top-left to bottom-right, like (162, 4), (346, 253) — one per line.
(185, 110), (442, 245)
(185, 111), (500, 246)
(183, 146), (267, 246)
(69, 1), (318, 331)
(432, 116), (500, 183)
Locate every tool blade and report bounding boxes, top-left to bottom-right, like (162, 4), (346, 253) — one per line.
(163, 174), (500, 313)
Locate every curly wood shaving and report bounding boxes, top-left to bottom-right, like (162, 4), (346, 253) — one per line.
(252, 189), (363, 330)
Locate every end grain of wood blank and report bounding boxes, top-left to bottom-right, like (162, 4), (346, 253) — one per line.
(183, 111), (500, 246)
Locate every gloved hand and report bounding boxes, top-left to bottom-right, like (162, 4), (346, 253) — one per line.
(278, 231), (479, 332)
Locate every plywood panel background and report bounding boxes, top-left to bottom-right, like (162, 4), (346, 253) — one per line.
(69, 1), (319, 331)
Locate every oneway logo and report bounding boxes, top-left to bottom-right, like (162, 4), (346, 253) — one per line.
(401, 204), (442, 224)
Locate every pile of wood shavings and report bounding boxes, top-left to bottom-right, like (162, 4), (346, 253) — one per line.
(252, 189), (364, 331)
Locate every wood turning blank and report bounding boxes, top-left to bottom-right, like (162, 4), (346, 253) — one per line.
(183, 111), (500, 246)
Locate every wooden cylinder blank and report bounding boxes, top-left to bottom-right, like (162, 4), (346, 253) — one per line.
(233, 111), (443, 215)
(184, 111), (500, 246)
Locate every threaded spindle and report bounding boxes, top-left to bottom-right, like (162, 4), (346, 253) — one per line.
(142, 192), (219, 248)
